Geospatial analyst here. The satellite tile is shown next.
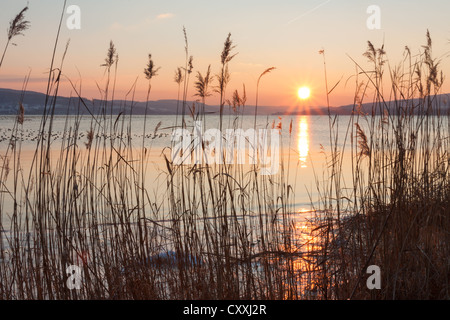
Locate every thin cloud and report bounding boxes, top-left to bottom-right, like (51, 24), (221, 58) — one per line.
(110, 14), (174, 31)
(285, 0), (332, 26)
(110, 19), (152, 32)
(156, 13), (174, 20)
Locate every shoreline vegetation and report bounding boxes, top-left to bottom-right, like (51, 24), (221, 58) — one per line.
(0, 5), (449, 300)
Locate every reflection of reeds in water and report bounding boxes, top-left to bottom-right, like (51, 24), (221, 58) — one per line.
(0, 2), (448, 300)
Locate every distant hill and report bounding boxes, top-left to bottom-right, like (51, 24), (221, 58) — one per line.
(274, 95), (450, 116)
(0, 88), (449, 116)
(0, 88), (281, 116)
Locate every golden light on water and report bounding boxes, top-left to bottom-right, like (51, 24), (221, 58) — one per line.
(298, 116), (309, 167)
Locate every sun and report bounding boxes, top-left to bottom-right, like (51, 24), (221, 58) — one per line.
(297, 87), (311, 100)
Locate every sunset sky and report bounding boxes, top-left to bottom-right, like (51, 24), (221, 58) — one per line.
(1, 0), (450, 108)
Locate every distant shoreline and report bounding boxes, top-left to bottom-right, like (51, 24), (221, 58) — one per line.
(0, 87), (449, 116)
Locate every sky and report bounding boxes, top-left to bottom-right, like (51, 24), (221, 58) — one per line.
(1, 0), (450, 108)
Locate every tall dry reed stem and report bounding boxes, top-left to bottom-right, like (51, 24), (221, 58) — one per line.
(0, 6), (30, 69)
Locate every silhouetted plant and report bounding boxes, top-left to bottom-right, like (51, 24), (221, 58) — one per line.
(0, 6), (30, 69)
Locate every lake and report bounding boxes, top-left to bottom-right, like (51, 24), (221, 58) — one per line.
(0, 112), (448, 299)
(0, 114), (357, 219)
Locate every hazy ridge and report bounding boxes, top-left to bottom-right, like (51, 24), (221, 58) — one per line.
(0, 88), (449, 116)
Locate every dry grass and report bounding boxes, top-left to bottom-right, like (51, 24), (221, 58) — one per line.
(0, 18), (303, 300)
(310, 31), (449, 300)
(0, 4), (448, 301)
(0, 5), (30, 69)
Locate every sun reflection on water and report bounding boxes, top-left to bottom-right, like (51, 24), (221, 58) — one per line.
(297, 116), (309, 167)
(278, 213), (324, 299)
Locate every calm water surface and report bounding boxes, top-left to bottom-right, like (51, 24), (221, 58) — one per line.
(0, 114), (356, 226)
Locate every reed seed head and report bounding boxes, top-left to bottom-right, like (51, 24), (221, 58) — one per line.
(221, 33), (237, 65)
(7, 6), (30, 41)
(144, 54), (160, 80)
(101, 41), (117, 69)
(17, 103), (24, 125)
(174, 67), (184, 85)
(194, 65), (213, 99)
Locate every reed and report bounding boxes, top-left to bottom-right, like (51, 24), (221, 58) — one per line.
(0, 6), (30, 70)
(0, 3), (448, 300)
(311, 31), (449, 300)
